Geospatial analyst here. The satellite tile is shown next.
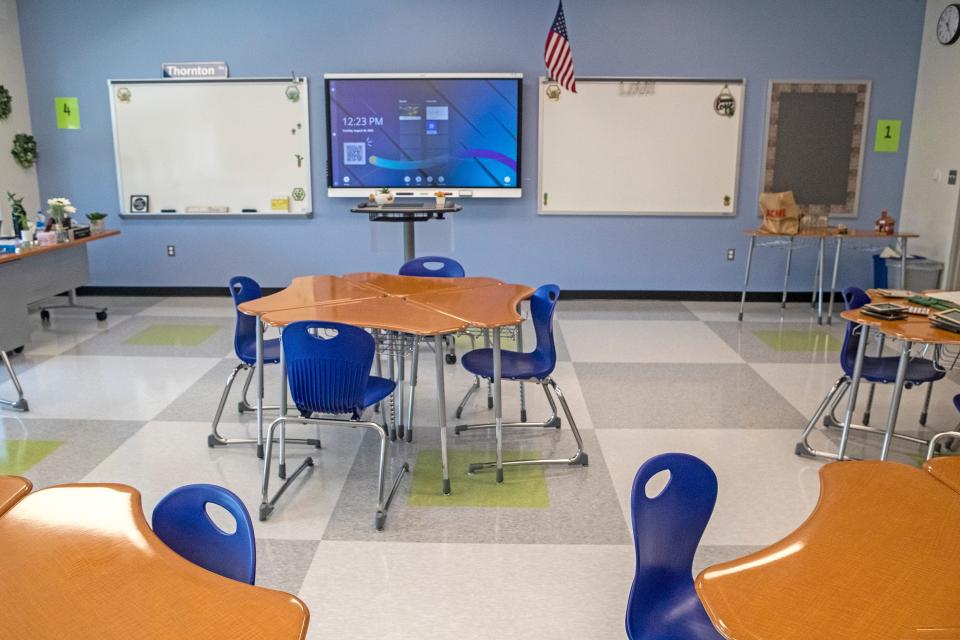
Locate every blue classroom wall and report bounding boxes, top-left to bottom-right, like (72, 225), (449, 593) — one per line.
(16, 0), (924, 291)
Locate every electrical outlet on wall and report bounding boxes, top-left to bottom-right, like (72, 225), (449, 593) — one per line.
(166, 245), (175, 257)
(726, 248), (736, 261)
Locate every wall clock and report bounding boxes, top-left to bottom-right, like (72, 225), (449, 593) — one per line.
(937, 3), (960, 45)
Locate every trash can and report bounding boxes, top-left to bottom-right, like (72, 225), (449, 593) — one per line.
(874, 255), (943, 290)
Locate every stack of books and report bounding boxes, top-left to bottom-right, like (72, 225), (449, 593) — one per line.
(930, 309), (960, 334)
(860, 302), (908, 320)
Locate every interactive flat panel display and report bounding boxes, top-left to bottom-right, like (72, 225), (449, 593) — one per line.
(325, 73), (522, 198)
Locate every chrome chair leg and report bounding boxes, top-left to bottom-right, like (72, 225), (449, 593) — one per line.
(455, 377), (480, 420)
(919, 382), (934, 427)
(483, 330), (493, 409)
(259, 414), (408, 530)
(374, 330), (383, 415)
(795, 376), (849, 459)
(466, 378), (588, 472)
(0, 350), (29, 412)
(927, 430), (960, 460)
(208, 362), (318, 450)
(456, 379), (561, 434)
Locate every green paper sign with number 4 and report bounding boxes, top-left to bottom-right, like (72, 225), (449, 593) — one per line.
(874, 119), (901, 153)
(55, 97), (80, 129)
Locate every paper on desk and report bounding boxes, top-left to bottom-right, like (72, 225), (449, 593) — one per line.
(928, 291), (960, 306)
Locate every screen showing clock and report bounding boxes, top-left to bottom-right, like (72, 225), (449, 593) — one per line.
(325, 76), (521, 192)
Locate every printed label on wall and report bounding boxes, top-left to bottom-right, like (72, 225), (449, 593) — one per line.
(55, 97), (80, 129)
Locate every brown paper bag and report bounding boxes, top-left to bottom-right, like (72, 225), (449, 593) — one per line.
(759, 191), (800, 234)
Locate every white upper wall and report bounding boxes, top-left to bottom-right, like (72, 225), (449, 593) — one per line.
(901, 0), (960, 284)
(0, 0), (39, 233)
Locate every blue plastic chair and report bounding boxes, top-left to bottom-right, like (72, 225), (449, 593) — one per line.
(456, 285), (587, 479)
(626, 453), (723, 640)
(209, 277), (321, 453)
(398, 255), (466, 278)
(260, 321), (408, 530)
(152, 484), (256, 584)
(797, 286), (943, 458)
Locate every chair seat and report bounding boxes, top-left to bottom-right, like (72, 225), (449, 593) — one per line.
(850, 356), (945, 385)
(237, 337), (281, 366)
(363, 375), (396, 409)
(461, 348), (553, 381)
(628, 584), (722, 640)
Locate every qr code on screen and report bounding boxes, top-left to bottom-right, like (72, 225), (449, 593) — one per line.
(344, 142), (366, 165)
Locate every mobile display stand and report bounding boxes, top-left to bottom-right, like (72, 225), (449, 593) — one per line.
(351, 202), (461, 262)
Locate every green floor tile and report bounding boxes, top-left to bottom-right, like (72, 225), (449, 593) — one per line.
(753, 329), (841, 352)
(0, 440), (62, 475)
(408, 449), (549, 508)
(126, 324), (221, 346)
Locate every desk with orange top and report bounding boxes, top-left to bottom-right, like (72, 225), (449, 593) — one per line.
(238, 273), (535, 497)
(0, 480), (309, 639)
(696, 459), (960, 640)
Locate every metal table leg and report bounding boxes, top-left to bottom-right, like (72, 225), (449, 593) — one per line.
(826, 237), (842, 325)
(880, 341), (912, 461)
(493, 328), (503, 484)
(395, 334), (405, 441)
(403, 221), (416, 263)
(256, 317), (265, 459)
(781, 236), (795, 310)
(837, 325), (870, 460)
(738, 236), (756, 322)
(405, 336), (420, 443)
(816, 237), (825, 325)
(0, 350), (28, 411)
(278, 329), (288, 479)
(517, 317), (526, 422)
(434, 334), (450, 495)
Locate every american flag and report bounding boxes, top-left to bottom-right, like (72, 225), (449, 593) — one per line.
(544, 1), (577, 93)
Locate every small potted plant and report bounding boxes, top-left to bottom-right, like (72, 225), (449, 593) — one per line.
(5, 192), (30, 242)
(86, 212), (108, 233)
(434, 190), (447, 208)
(374, 187), (393, 205)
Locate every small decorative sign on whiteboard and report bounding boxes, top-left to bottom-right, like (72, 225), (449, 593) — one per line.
(162, 62), (229, 79)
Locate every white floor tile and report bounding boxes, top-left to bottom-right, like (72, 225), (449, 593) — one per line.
(82, 420), (364, 540)
(0, 355), (220, 420)
(298, 540), (633, 639)
(683, 300), (836, 323)
(560, 319), (743, 363)
(596, 428), (822, 546)
(138, 297), (237, 318)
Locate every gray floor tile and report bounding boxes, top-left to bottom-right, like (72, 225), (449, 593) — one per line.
(322, 428), (627, 544)
(0, 416), (144, 489)
(575, 362), (806, 429)
(706, 321), (846, 364)
(255, 538), (321, 593)
(31, 294), (165, 316)
(62, 315), (233, 359)
(559, 299), (697, 321)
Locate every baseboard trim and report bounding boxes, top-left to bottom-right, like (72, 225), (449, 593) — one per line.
(76, 286), (839, 303)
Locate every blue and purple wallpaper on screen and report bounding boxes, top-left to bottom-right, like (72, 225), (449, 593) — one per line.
(326, 78), (521, 189)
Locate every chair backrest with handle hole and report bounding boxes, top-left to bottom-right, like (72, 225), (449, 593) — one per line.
(152, 483), (256, 584)
(840, 286), (870, 375)
(398, 256), (466, 278)
(229, 275), (263, 362)
(282, 321), (376, 416)
(626, 453), (719, 639)
(529, 284), (561, 373)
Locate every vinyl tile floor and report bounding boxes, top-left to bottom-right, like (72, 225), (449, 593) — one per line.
(1, 294), (956, 638)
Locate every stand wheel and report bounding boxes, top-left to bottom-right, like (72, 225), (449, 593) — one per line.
(40, 309), (50, 323)
(445, 353), (457, 365)
(96, 310), (108, 321)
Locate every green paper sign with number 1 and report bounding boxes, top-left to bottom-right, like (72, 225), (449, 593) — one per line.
(874, 119), (901, 153)
(55, 97), (80, 129)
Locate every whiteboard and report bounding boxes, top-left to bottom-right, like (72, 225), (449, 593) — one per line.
(109, 78), (312, 217)
(538, 77), (744, 215)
